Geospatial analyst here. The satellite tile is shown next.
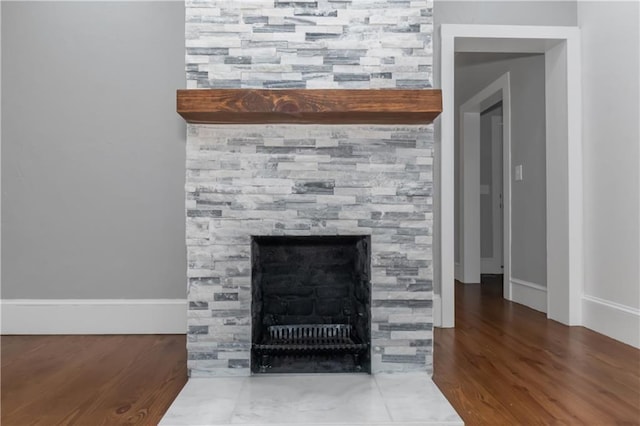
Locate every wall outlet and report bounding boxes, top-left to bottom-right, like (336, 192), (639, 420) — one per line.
(515, 164), (523, 181)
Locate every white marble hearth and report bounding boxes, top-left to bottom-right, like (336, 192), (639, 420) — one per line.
(160, 372), (463, 426)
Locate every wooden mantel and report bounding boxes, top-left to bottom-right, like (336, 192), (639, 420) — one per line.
(176, 89), (442, 125)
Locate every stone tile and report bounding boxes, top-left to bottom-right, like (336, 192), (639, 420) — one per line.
(231, 375), (390, 424)
(375, 373), (464, 424)
(160, 374), (463, 425)
(159, 377), (246, 425)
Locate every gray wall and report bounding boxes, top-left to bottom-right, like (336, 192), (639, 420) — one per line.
(579, 1), (640, 309)
(455, 53), (547, 286)
(1, 2), (186, 299)
(434, 1), (577, 27)
(1, 1), (3, 298)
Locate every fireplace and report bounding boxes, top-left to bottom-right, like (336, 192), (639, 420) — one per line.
(251, 235), (371, 374)
(182, 0), (440, 378)
(185, 124), (436, 377)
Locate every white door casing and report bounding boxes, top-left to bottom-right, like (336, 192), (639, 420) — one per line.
(437, 24), (583, 328)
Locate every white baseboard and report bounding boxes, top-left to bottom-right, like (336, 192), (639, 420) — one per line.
(582, 295), (640, 348)
(433, 294), (442, 327)
(1, 299), (187, 334)
(510, 278), (547, 313)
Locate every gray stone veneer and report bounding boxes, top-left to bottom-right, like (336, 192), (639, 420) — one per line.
(185, 0), (434, 376)
(186, 124), (434, 376)
(186, 0), (433, 89)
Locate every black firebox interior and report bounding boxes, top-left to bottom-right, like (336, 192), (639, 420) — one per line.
(251, 235), (371, 374)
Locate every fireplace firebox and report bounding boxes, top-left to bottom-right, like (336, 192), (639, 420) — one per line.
(251, 236), (371, 374)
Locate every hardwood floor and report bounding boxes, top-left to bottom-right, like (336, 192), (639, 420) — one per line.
(433, 279), (640, 425)
(1, 282), (638, 425)
(1, 335), (187, 425)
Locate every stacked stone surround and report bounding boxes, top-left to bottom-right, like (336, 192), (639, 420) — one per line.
(185, 0), (435, 377)
(186, 0), (433, 89)
(187, 124), (434, 376)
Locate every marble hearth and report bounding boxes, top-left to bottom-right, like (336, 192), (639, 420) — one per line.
(160, 372), (463, 425)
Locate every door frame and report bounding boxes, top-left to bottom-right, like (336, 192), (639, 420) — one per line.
(435, 24), (583, 328)
(458, 74), (511, 298)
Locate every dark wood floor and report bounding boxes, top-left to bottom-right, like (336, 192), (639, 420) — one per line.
(433, 279), (640, 425)
(2, 281), (639, 425)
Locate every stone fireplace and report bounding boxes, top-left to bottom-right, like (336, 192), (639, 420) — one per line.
(183, 0), (437, 377)
(186, 124), (434, 376)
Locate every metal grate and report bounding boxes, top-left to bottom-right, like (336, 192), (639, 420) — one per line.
(254, 324), (367, 352)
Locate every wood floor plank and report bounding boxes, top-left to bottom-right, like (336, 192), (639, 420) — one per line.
(1, 335), (187, 425)
(1, 280), (638, 425)
(433, 279), (640, 425)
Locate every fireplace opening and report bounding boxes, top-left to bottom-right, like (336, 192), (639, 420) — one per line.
(251, 235), (371, 374)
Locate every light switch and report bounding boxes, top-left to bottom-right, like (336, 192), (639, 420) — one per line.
(515, 164), (523, 181)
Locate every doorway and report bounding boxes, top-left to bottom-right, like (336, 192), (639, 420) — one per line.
(437, 25), (584, 328)
(480, 102), (503, 277)
(458, 72), (512, 300)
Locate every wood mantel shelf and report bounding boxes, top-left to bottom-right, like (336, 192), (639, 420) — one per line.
(176, 89), (442, 125)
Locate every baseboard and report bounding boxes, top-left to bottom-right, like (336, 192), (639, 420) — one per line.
(582, 295), (640, 348)
(510, 278), (547, 313)
(1, 299), (187, 334)
(433, 294), (442, 327)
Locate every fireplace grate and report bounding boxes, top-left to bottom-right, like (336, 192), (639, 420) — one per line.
(253, 324), (368, 372)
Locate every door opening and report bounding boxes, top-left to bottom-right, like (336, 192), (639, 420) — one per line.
(480, 102), (504, 280)
(439, 25), (583, 328)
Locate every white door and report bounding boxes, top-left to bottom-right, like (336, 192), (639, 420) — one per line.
(480, 105), (504, 274)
